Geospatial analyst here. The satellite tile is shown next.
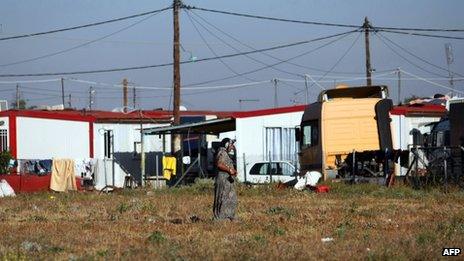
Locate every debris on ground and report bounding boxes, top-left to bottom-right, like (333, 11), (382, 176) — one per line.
(312, 185), (330, 193)
(0, 179), (16, 197)
(321, 237), (334, 243)
(21, 241), (42, 252)
(189, 215), (201, 223)
(294, 171), (321, 190)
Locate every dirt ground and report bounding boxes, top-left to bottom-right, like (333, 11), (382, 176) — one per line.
(0, 181), (463, 260)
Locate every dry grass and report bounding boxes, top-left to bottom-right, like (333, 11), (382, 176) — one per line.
(0, 181), (463, 260)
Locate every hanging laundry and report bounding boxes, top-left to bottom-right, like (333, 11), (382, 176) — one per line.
(162, 156), (176, 181)
(39, 160), (53, 173)
(74, 159), (94, 179)
(18, 160), (52, 175)
(50, 159), (77, 192)
(93, 159), (114, 190)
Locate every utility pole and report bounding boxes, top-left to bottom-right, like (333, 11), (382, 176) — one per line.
(273, 78), (278, 108)
(172, 0), (182, 155)
(61, 78), (65, 107)
(445, 43), (454, 96)
(132, 86), (137, 109)
(89, 86), (94, 110)
(397, 68), (401, 105)
(68, 94), (72, 108)
(397, 67), (402, 176)
(363, 17), (372, 86)
(15, 84), (20, 110)
(304, 75), (309, 104)
(122, 78), (128, 112)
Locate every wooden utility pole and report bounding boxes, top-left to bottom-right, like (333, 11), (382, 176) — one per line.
(363, 17), (372, 86)
(273, 78), (278, 108)
(68, 94), (72, 108)
(304, 75), (309, 104)
(61, 78), (65, 107)
(89, 86), (94, 110)
(15, 84), (20, 110)
(172, 0), (182, 154)
(132, 86), (137, 109)
(397, 68), (401, 105)
(122, 78), (128, 112)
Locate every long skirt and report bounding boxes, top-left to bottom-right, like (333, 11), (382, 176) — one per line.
(213, 171), (238, 220)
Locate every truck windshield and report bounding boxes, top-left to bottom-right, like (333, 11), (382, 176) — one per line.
(302, 120), (318, 148)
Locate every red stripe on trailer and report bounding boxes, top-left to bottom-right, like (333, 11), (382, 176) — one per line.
(232, 105), (306, 118)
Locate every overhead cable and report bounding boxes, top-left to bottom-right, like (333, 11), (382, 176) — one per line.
(376, 29), (464, 40)
(190, 10), (370, 76)
(186, 6), (368, 29)
(185, 10), (259, 82)
(186, 10), (302, 78)
(310, 32), (361, 84)
(67, 78), (270, 90)
(400, 69), (464, 94)
(0, 6), (172, 41)
(0, 29), (359, 77)
(376, 31), (464, 77)
(0, 9), (165, 67)
(374, 32), (448, 78)
(181, 30), (359, 87)
(0, 78), (61, 84)
(186, 5), (464, 32)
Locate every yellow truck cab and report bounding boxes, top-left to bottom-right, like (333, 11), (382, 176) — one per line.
(297, 85), (393, 180)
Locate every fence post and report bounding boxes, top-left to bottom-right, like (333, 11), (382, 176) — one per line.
(352, 149), (356, 180)
(155, 153), (159, 189)
(444, 146), (448, 193)
(269, 151), (272, 183)
(243, 153), (247, 183)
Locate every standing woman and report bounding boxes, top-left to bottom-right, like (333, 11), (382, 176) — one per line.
(213, 138), (238, 220)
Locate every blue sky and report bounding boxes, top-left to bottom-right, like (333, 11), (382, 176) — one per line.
(0, 0), (463, 110)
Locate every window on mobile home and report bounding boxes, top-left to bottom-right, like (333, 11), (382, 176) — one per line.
(264, 127), (296, 161)
(0, 129), (7, 152)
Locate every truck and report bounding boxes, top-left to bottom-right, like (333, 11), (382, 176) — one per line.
(296, 85), (394, 180)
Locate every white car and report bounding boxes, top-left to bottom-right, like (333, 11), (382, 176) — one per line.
(246, 161), (298, 184)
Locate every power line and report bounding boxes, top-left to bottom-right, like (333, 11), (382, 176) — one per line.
(0, 29), (358, 77)
(0, 9), (165, 67)
(0, 78), (61, 84)
(293, 32), (361, 94)
(189, 10), (365, 76)
(376, 29), (464, 40)
(181, 30), (359, 87)
(375, 31), (464, 78)
(185, 5), (365, 29)
(186, 5), (464, 32)
(311, 32), (362, 86)
(400, 69), (464, 94)
(185, 10), (259, 82)
(185, 10), (302, 79)
(0, 6), (172, 41)
(374, 32), (449, 78)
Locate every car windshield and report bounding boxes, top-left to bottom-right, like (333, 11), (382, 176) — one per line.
(250, 162), (295, 176)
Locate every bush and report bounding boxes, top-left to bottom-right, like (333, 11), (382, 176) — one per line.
(0, 150), (12, 174)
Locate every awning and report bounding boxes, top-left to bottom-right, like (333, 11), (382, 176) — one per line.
(142, 117), (235, 135)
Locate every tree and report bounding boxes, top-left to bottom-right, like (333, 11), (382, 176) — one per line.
(11, 99), (27, 109)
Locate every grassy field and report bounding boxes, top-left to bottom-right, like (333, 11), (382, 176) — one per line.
(0, 181), (463, 260)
